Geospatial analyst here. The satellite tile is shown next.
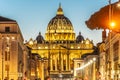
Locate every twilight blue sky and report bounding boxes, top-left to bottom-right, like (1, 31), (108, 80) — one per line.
(0, 0), (118, 45)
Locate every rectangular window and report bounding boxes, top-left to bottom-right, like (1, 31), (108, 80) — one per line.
(7, 51), (10, 61)
(53, 66), (55, 70)
(5, 64), (9, 71)
(5, 51), (7, 61)
(113, 41), (119, 61)
(64, 66), (66, 70)
(5, 27), (10, 32)
(5, 51), (10, 61)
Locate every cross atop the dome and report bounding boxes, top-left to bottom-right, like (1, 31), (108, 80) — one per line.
(59, 3), (61, 8)
(57, 3), (64, 15)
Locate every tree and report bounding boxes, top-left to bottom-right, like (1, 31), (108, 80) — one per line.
(85, 1), (120, 32)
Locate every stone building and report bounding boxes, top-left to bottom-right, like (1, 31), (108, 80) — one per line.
(0, 16), (28, 80)
(26, 4), (95, 79)
(105, 32), (120, 80)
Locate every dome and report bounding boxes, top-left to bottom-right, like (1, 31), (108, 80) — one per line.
(36, 32), (44, 43)
(45, 4), (75, 42)
(76, 32), (84, 43)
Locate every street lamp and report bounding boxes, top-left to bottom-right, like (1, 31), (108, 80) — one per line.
(108, 0), (120, 31)
(109, 22), (116, 29)
(117, 0), (120, 7)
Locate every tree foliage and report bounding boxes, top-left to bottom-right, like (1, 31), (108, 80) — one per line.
(85, 2), (120, 32)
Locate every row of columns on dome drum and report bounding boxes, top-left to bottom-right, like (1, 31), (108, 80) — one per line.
(46, 33), (75, 41)
(36, 32), (85, 44)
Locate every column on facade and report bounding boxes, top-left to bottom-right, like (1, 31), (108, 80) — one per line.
(69, 57), (71, 71)
(73, 60), (77, 76)
(110, 36), (114, 80)
(57, 54), (59, 71)
(59, 48), (62, 72)
(67, 53), (70, 70)
(119, 41), (120, 80)
(42, 62), (44, 80)
(55, 55), (57, 71)
(93, 62), (96, 80)
(50, 55), (53, 71)
(61, 54), (63, 71)
(109, 32), (112, 80)
(68, 55), (70, 70)
(66, 54), (68, 71)
(63, 54), (66, 71)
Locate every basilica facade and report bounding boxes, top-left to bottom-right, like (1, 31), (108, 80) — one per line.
(26, 4), (95, 79)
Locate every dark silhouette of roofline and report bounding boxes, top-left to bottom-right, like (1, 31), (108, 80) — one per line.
(0, 16), (16, 22)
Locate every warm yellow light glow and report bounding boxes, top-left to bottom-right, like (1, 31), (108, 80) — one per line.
(110, 22), (116, 29)
(90, 60), (93, 63)
(29, 41), (33, 45)
(45, 46), (48, 49)
(12, 37), (15, 40)
(71, 46), (74, 49)
(53, 46), (55, 48)
(86, 40), (89, 44)
(29, 38), (33, 45)
(6, 37), (10, 40)
(93, 58), (96, 61)
(117, 2), (120, 7)
(38, 47), (41, 49)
